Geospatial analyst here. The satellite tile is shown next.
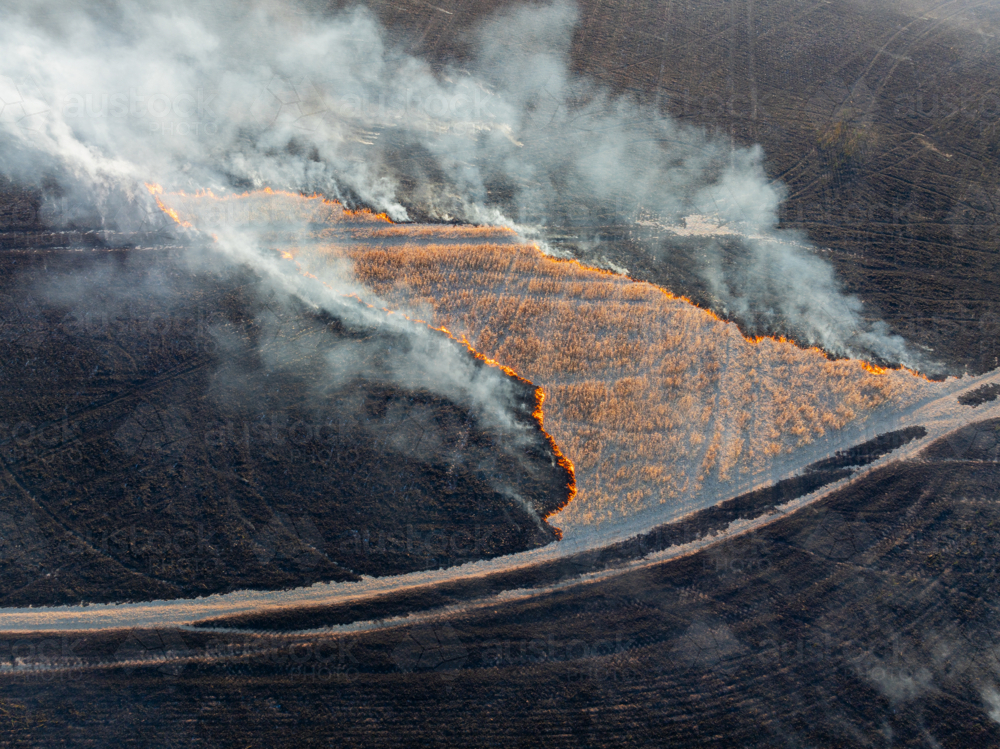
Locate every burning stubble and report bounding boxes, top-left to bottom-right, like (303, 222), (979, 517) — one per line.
(161, 189), (941, 536)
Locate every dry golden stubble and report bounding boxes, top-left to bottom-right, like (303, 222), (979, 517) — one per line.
(164, 191), (938, 531)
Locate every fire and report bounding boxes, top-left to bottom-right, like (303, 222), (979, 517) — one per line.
(548, 255), (929, 379)
(144, 182), (192, 228)
(304, 225), (937, 531)
(441, 329), (578, 529)
(146, 186), (941, 535)
(159, 179), (577, 526)
(152, 184), (391, 224)
(146, 183), (925, 380)
(261, 268), (578, 525)
(530, 387), (577, 528)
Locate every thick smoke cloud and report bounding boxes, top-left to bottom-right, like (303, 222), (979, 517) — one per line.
(0, 0), (919, 365)
(0, 0), (538, 444)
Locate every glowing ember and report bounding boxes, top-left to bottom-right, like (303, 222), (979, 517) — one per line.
(144, 182), (192, 228)
(862, 362), (889, 375)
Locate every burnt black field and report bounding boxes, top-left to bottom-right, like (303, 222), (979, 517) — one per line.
(4, 424), (1000, 746)
(2, 0), (1000, 747)
(0, 246), (569, 605)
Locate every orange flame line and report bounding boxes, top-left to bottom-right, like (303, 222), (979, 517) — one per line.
(144, 182), (192, 228)
(146, 183), (933, 380)
(329, 286), (577, 534)
(543, 251), (933, 381)
(155, 185), (392, 222)
(146, 184), (934, 535)
(161, 190), (574, 515)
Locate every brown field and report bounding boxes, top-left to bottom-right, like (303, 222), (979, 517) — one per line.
(167, 191), (939, 531)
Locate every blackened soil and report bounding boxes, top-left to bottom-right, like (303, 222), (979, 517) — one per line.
(5, 423), (1000, 747)
(804, 426), (928, 473)
(959, 383), (1000, 408)
(0, 246), (570, 606)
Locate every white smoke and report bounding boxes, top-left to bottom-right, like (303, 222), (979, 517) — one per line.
(0, 0), (921, 366)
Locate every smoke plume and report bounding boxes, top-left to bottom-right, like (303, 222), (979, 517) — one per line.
(0, 0), (920, 366)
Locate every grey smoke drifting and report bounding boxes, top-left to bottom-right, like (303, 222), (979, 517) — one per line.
(0, 0), (919, 365)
